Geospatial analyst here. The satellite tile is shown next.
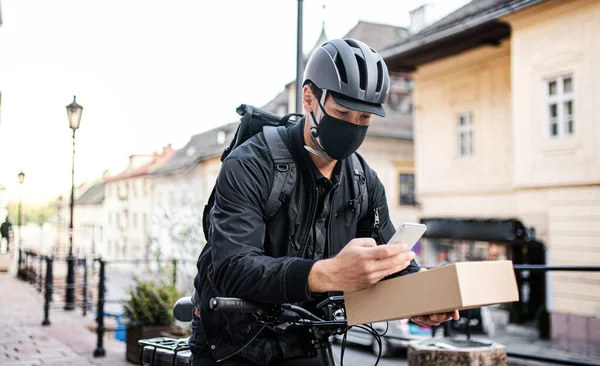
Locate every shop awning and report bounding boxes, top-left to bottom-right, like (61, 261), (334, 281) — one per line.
(419, 218), (537, 244)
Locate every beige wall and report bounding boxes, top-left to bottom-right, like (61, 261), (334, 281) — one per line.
(412, 0), (600, 317)
(413, 39), (514, 202)
(504, 0), (600, 318)
(503, 0), (600, 188)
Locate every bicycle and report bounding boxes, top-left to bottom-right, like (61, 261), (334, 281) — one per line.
(138, 295), (390, 366)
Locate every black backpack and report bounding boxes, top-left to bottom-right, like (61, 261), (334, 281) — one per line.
(201, 104), (368, 242)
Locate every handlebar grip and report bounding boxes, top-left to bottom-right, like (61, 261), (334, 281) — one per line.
(209, 297), (267, 313)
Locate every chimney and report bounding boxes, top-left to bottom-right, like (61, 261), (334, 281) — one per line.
(162, 144), (173, 155)
(409, 4), (434, 34)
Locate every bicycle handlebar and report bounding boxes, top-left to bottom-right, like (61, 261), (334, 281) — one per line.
(209, 297), (269, 313)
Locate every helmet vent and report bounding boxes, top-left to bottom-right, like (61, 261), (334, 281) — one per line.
(355, 54), (367, 91)
(334, 53), (348, 84)
(344, 39), (360, 48)
(376, 61), (383, 92)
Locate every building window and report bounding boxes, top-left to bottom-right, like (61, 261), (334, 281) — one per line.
(133, 213), (138, 229)
(143, 213), (147, 233)
(457, 111), (473, 157)
(186, 146), (197, 157)
(217, 130), (226, 145)
(399, 173), (416, 206)
(387, 93), (412, 113)
(546, 74), (574, 138)
(108, 213), (112, 225)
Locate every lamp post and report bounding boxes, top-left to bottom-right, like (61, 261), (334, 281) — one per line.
(64, 95), (83, 311)
(17, 171), (25, 251)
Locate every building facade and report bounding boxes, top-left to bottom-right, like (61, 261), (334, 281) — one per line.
(383, 0), (600, 356)
(104, 145), (175, 261)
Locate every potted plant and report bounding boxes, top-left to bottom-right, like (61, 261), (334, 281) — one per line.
(123, 276), (182, 364)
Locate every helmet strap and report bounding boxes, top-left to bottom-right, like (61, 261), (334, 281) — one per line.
(306, 89), (330, 158)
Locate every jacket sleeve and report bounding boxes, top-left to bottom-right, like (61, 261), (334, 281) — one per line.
(208, 157), (317, 304)
(356, 165), (421, 277)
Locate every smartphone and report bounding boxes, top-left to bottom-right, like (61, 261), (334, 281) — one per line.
(387, 222), (427, 250)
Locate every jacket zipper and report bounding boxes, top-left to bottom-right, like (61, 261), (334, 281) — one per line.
(327, 187), (339, 260)
(298, 186), (319, 259)
(373, 208), (381, 240)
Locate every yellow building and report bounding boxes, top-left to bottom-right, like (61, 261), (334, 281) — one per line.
(383, 0), (600, 356)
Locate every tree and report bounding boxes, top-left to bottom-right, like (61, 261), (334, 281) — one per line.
(7, 201), (54, 226)
(148, 191), (206, 294)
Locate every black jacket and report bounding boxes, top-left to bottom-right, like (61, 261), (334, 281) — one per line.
(192, 119), (420, 364)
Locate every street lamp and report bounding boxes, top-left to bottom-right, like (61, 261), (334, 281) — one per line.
(64, 95), (82, 311)
(17, 170), (25, 251)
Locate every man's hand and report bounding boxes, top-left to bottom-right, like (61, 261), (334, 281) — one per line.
(308, 238), (415, 293)
(409, 268), (460, 327)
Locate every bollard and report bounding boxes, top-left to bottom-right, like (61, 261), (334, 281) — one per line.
(93, 259), (106, 357)
(37, 255), (43, 293)
(172, 258), (177, 287)
(64, 255), (76, 310)
(17, 249), (22, 279)
(82, 258), (88, 316)
(42, 256), (53, 326)
(466, 309), (472, 341)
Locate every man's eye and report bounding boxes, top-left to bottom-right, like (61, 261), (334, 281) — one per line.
(336, 110), (348, 116)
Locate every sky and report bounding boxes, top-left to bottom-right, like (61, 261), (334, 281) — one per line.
(0, 0), (470, 204)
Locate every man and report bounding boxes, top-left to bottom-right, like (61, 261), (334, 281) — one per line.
(190, 38), (459, 365)
(1, 216), (13, 252)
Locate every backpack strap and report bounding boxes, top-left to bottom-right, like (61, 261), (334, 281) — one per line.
(262, 126), (297, 221)
(349, 153), (368, 221)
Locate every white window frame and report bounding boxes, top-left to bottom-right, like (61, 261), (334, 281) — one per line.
(457, 111), (474, 158)
(546, 74), (574, 138)
(217, 130), (226, 145)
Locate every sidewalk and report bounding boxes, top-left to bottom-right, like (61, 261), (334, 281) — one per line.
(487, 309), (600, 366)
(0, 269), (131, 366)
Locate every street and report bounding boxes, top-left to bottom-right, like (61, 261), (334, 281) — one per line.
(331, 344), (407, 366)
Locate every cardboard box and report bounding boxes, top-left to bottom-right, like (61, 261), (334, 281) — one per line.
(344, 260), (519, 326)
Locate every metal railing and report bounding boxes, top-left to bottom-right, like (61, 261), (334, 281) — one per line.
(90, 257), (193, 358)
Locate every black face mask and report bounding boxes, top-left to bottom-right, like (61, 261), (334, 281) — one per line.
(310, 107), (368, 160)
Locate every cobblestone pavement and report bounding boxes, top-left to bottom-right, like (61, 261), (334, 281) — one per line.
(0, 270), (129, 366)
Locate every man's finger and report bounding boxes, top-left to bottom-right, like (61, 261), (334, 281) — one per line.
(367, 244), (411, 260)
(411, 317), (440, 327)
(369, 255), (414, 278)
(354, 238), (377, 248)
(429, 312), (455, 322)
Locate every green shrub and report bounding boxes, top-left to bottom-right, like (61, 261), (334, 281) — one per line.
(123, 276), (182, 327)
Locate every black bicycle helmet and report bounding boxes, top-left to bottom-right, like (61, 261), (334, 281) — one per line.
(303, 38), (390, 117)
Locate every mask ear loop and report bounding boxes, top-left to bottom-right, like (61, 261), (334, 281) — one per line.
(309, 89), (328, 138)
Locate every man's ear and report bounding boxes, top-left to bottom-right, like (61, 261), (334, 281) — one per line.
(302, 85), (315, 114)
